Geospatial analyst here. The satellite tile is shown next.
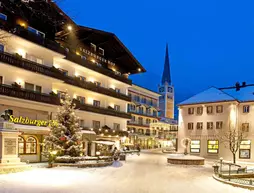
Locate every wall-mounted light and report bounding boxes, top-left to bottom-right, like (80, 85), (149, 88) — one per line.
(137, 68), (141, 72)
(67, 25), (72, 31)
(74, 72), (79, 77)
(17, 49), (26, 58)
(91, 59), (96, 63)
(16, 79), (23, 85)
(53, 64), (60, 69)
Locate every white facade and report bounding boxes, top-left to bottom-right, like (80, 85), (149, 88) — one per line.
(178, 86), (254, 162)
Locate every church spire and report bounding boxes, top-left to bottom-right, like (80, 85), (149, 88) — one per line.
(161, 43), (171, 85)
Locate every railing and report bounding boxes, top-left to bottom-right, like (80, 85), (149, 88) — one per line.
(0, 84), (60, 105)
(74, 100), (131, 119)
(0, 51), (131, 101)
(127, 121), (150, 127)
(128, 110), (158, 118)
(65, 77), (131, 101)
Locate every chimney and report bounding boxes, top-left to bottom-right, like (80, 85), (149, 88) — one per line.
(242, 82), (246, 87)
(235, 82), (240, 91)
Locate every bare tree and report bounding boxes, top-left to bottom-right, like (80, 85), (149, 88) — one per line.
(217, 124), (247, 164)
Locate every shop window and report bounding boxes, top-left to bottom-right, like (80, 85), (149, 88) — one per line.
(93, 100), (100, 107)
(239, 140), (251, 159)
(216, 121), (223, 129)
(216, 105), (223, 113)
(190, 140), (200, 153)
(188, 107), (194, 115)
(197, 107), (203, 115)
(92, 120), (100, 129)
(207, 122), (213, 130)
(25, 137), (37, 154)
(0, 13), (7, 21)
(207, 140), (219, 154)
(243, 105), (250, 113)
(188, 122), (194, 130)
(113, 123), (120, 131)
(25, 82), (34, 91)
(18, 137), (25, 154)
(196, 122), (203, 130)
(207, 106), (213, 114)
(114, 105), (120, 111)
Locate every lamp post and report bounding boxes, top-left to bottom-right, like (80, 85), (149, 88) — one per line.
(220, 157), (223, 175)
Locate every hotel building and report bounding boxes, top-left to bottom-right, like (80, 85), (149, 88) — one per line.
(178, 83), (254, 162)
(0, 1), (145, 164)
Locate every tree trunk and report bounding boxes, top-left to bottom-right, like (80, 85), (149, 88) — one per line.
(233, 153), (236, 164)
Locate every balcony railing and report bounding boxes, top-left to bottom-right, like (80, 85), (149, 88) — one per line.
(127, 121), (150, 127)
(0, 22), (131, 85)
(0, 84), (60, 105)
(65, 77), (131, 102)
(74, 100), (131, 119)
(0, 52), (131, 101)
(128, 110), (158, 118)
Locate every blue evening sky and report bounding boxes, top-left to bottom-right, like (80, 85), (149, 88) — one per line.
(59, 0), (254, 104)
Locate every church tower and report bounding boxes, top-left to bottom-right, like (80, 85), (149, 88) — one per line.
(158, 44), (174, 119)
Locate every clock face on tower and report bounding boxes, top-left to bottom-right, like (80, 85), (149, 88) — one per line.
(159, 87), (164, 93)
(168, 87), (173, 93)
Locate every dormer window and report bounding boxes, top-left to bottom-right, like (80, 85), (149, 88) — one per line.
(90, 43), (96, 52)
(0, 13), (7, 21)
(99, 47), (104, 56)
(28, 26), (45, 38)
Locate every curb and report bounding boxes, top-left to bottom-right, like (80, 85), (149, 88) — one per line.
(213, 174), (254, 190)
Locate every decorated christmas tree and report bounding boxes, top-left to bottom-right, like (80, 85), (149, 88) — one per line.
(44, 93), (82, 157)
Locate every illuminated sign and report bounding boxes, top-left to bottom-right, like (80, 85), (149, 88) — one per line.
(9, 115), (57, 127)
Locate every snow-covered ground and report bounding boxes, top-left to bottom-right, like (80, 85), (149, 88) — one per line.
(0, 150), (251, 193)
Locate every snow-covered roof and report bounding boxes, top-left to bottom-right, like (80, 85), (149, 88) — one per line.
(221, 85), (254, 102)
(178, 87), (236, 106)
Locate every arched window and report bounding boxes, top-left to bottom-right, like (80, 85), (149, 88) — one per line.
(18, 137), (25, 154)
(26, 137), (37, 154)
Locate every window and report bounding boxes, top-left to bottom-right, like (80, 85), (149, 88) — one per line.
(197, 122), (203, 130)
(92, 120), (100, 129)
(35, 85), (41, 93)
(239, 140), (251, 159)
(153, 110), (157, 117)
(159, 87), (164, 92)
(25, 82), (34, 91)
(79, 76), (86, 82)
(188, 107), (194, 115)
(207, 122), (213, 130)
(93, 100), (100, 107)
(90, 43), (96, 52)
(242, 123), (249, 132)
(207, 106), (213, 114)
(0, 44), (4, 52)
(95, 81), (101, 87)
(138, 117), (143, 125)
(0, 76), (2, 84)
(139, 107), (144, 114)
(98, 47), (104, 56)
(168, 87), (173, 93)
(216, 105), (223, 113)
(115, 88), (120, 93)
(207, 140), (219, 154)
(147, 108), (151, 115)
(0, 13), (7, 21)
(190, 140), (200, 153)
(188, 123), (194, 130)
(59, 68), (68, 76)
(77, 96), (85, 104)
(113, 123), (120, 131)
(26, 54), (43, 64)
(216, 121), (223, 129)
(28, 26), (45, 38)
(25, 137), (37, 154)
(131, 116), (135, 122)
(243, 105), (250, 113)
(18, 137), (25, 154)
(79, 119), (85, 127)
(146, 119), (151, 124)
(114, 105), (120, 111)
(57, 91), (66, 100)
(197, 107), (203, 115)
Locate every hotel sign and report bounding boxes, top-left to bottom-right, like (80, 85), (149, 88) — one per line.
(9, 115), (57, 127)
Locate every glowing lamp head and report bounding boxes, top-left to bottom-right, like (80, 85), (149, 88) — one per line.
(137, 68), (141, 72)
(96, 151), (100, 156)
(91, 59), (96, 63)
(67, 25), (72, 31)
(51, 151), (57, 155)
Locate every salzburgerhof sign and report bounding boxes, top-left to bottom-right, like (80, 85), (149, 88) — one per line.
(9, 115), (57, 127)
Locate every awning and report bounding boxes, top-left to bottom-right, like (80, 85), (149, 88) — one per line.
(93, 140), (115, 145)
(14, 124), (50, 135)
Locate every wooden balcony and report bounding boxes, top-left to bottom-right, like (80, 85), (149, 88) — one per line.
(74, 100), (131, 119)
(0, 84), (60, 105)
(0, 52), (131, 101)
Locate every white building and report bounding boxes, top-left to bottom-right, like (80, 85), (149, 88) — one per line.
(0, 1), (145, 164)
(178, 83), (254, 162)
